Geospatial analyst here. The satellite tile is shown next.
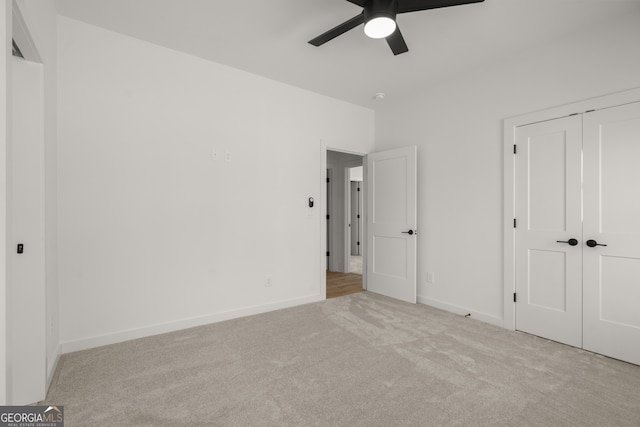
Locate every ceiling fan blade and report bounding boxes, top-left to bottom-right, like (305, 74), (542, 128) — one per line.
(345, 0), (367, 6)
(397, 0), (484, 14)
(386, 26), (409, 55)
(308, 13), (365, 46)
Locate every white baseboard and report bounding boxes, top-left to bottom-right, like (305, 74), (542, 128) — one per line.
(61, 294), (325, 354)
(417, 295), (504, 328)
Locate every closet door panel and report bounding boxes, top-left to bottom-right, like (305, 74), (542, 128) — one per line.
(514, 115), (583, 348)
(583, 102), (640, 365)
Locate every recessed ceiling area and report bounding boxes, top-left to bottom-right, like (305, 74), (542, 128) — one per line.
(56, 0), (640, 107)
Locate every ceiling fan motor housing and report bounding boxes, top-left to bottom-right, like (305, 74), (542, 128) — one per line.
(309, 0), (483, 55)
(364, 0), (398, 23)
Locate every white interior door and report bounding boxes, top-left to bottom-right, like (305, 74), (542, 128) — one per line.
(350, 181), (362, 256)
(515, 115), (583, 347)
(366, 146), (417, 303)
(583, 102), (640, 365)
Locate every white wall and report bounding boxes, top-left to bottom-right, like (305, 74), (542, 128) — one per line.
(57, 17), (374, 352)
(13, 0), (59, 390)
(375, 11), (640, 325)
(0, 0), (12, 405)
(349, 166), (363, 182)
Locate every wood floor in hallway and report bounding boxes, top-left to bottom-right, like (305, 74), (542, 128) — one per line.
(326, 271), (364, 299)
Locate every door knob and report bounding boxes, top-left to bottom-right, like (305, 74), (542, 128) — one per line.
(402, 230), (415, 235)
(586, 239), (607, 247)
(556, 238), (578, 246)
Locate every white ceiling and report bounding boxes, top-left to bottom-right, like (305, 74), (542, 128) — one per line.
(56, 0), (640, 108)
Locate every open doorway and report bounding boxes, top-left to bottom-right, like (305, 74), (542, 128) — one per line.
(326, 150), (364, 299)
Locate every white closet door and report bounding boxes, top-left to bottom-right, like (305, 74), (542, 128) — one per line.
(515, 115), (583, 348)
(583, 102), (640, 365)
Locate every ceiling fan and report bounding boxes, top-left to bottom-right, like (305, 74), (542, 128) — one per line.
(309, 0), (484, 55)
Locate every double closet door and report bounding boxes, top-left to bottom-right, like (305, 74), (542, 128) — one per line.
(515, 101), (640, 366)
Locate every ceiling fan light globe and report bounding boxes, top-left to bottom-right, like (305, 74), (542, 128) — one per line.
(364, 17), (396, 39)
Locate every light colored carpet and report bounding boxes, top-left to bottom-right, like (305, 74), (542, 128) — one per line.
(42, 292), (640, 426)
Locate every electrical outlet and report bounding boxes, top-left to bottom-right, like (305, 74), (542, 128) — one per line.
(212, 150), (218, 161)
(225, 150), (232, 162)
(265, 275), (272, 287)
(427, 272), (435, 284)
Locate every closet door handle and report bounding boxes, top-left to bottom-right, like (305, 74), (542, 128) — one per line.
(586, 239), (607, 247)
(556, 238), (578, 246)
(402, 230), (415, 235)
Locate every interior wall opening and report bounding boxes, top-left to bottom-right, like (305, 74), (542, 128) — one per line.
(326, 150), (364, 299)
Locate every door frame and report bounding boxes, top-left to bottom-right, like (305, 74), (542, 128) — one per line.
(503, 87), (640, 330)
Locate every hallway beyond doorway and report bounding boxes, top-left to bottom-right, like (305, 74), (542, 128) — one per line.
(349, 255), (362, 275)
(326, 271), (363, 299)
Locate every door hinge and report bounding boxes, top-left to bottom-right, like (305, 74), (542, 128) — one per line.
(513, 292), (517, 303)
(326, 214), (330, 220)
(357, 214), (360, 219)
(357, 241), (360, 246)
(357, 187), (360, 192)
(513, 218), (517, 228)
(326, 251), (330, 257)
(513, 144), (517, 154)
(326, 177), (330, 183)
